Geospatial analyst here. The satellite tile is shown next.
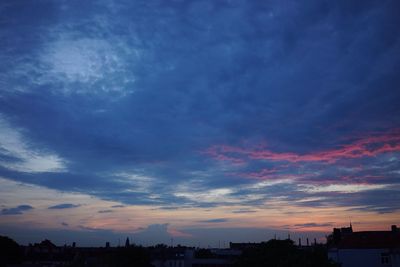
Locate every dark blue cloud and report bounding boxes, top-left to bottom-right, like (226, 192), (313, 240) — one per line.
(293, 223), (334, 228)
(111, 205), (125, 208)
(98, 210), (113, 213)
(198, 218), (228, 223)
(48, 204), (80, 210)
(1, 205), (33, 215)
(232, 209), (257, 214)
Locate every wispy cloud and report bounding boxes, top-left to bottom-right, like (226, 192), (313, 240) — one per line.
(198, 218), (228, 223)
(293, 222), (334, 228)
(38, 36), (137, 95)
(232, 209), (257, 214)
(0, 115), (67, 173)
(205, 131), (400, 164)
(298, 183), (389, 193)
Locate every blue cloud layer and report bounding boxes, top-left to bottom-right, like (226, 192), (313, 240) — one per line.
(0, 0), (399, 214)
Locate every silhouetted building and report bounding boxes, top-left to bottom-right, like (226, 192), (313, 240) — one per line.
(328, 225), (400, 267)
(125, 237), (130, 247)
(229, 242), (261, 250)
(151, 247), (240, 267)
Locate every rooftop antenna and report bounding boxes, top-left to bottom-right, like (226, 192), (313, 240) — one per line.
(349, 218), (353, 233)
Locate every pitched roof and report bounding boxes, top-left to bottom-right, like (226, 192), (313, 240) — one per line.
(337, 231), (400, 249)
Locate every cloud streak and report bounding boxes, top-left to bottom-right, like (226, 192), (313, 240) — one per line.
(48, 203), (81, 210)
(0, 116), (67, 173)
(198, 218), (229, 223)
(1, 205), (33, 215)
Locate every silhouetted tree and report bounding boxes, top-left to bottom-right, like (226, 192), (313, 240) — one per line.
(0, 236), (22, 267)
(104, 246), (152, 267)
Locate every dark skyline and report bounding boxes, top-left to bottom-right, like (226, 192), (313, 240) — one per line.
(0, 0), (400, 246)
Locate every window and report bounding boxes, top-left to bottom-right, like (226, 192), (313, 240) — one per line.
(381, 253), (390, 265)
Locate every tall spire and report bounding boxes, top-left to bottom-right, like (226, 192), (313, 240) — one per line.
(125, 237), (130, 247)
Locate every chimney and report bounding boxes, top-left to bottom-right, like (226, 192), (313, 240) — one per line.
(306, 238), (309, 246)
(333, 228), (341, 244)
(314, 238), (317, 245)
(392, 225), (398, 233)
(298, 238), (301, 247)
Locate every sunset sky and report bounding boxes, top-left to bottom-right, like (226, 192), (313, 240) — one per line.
(1, 0), (400, 247)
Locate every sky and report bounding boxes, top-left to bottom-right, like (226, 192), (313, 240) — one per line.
(0, 0), (400, 247)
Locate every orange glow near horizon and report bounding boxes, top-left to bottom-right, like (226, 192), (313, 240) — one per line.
(1, 178), (399, 242)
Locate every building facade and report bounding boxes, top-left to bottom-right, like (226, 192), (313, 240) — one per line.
(328, 225), (400, 267)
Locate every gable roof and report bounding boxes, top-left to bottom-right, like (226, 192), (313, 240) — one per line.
(337, 231), (400, 249)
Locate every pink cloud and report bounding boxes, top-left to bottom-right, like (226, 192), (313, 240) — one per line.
(202, 145), (246, 165)
(167, 228), (193, 238)
(204, 130), (400, 164)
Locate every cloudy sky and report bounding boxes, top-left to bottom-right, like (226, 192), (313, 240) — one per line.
(1, 0), (400, 247)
